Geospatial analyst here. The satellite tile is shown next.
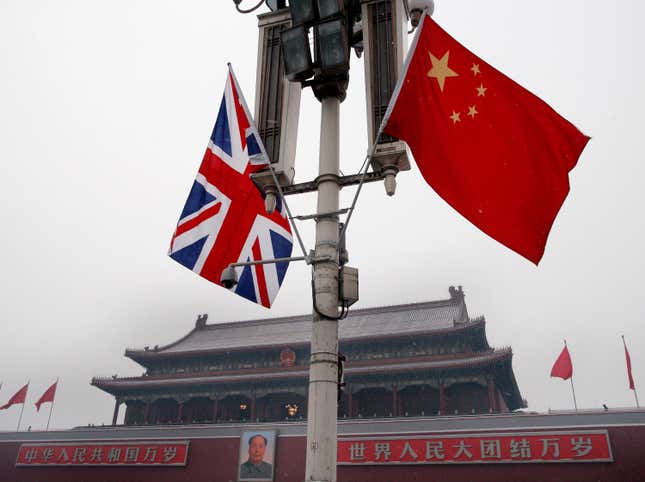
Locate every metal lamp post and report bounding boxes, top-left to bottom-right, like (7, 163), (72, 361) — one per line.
(305, 94), (341, 481)
(281, 2), (350, 480)
(232, 0), (425, 480)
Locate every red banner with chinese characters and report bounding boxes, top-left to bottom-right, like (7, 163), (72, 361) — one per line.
(338, 431), (612, 464)
(16, 441), (189, 466)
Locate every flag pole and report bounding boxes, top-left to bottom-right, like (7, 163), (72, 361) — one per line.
(16, 402), (26, 432)
(623, 336), (640, 408)
(565, 340), (578, 410)
(16, 381), (28, 432)
(46, 378), (58, 431)
(569, 377), (578, 411)
(635, 387), (641, 409)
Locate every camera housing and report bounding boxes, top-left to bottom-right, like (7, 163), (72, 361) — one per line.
(220, 266), (238, 289)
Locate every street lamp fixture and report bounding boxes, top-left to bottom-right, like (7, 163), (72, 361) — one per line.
(281, 25), (314, 82)
(315, 17), (349, 74)
(285, 403), (299, 417)
(265, 0), (287, 11)
(316, 0), (344, 18)
(281, 0), (352, 100)
(407, 0), (434, 28)
(288, 0), (317, 25)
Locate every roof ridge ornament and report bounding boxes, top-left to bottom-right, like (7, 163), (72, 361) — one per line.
(195, 314), (209, 329)
(449, 285), (465, 301)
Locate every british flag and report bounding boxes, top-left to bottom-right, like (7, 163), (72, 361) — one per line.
(169, 66), (293, 308)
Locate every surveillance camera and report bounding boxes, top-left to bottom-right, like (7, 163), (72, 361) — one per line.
(220, 266), (238, 289)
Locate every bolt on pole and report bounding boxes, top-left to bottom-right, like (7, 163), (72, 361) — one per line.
(305, 95), (341, 482)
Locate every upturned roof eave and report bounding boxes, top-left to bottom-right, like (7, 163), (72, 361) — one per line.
(95, 347), (511, 394)
(125, 298), (466, 363)
(124, 317), (487, 366)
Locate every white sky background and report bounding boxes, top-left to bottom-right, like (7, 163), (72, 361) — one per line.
(0, 0), (643, 431)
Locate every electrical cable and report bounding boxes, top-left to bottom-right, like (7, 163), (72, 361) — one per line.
(337, 128), (384, 256)
(234, 0), (265, 14)
(311, 277), (347, 321)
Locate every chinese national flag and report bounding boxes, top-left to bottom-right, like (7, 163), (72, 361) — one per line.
(383, 14), (589, 264)
(623, 339), (635, 390)
(35, 381), (58, 412)
(550, 345), (573, 380)
(0, 383), (29, 410)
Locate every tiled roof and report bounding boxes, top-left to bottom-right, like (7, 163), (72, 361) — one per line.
(127, 295), (470, 358)
(94, 349), (511, 391)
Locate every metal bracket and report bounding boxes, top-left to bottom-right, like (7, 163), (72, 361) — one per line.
(281, 171), (391, 196)
(293, 208), (349, 221)
(228, 255), (332, 269)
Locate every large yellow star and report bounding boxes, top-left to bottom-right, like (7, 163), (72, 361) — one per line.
(427, 50), (458, 92)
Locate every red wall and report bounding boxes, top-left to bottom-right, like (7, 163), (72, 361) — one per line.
(1, 425), (644, 481)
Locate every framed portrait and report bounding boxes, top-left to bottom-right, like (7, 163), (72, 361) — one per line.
(237, 430), (277, 481)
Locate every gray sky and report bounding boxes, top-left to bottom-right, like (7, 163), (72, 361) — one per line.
(1, 0), (643, 431)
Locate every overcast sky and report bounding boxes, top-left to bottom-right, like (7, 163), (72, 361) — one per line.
(0, 0), (643, 431)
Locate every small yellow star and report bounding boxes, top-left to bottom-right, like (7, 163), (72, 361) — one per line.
(450, 111), (461, 124)
(467, 105), (478, 119)
(471, 63), (481, 76)
(476, 83), (487, 97)
(427, 50), (459, 92)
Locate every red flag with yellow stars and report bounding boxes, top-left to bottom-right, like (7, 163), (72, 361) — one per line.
(383, 14), (589, 265)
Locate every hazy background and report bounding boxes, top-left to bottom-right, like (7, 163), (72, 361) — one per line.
(0, 0), (643, 431)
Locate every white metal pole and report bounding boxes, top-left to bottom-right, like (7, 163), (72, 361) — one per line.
(563, 340), (577, 411)
(569, 377), (578, 411)
(16, 401), (26, 432)
(305, 96), (341, 482)
(46, 379), (58, 431)
(622, 335), (640, 408)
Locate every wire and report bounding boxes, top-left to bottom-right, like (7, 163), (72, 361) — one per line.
(311, 277), (347, 321)
(337, 127), (384, 257)
(234, 0), (265, 14)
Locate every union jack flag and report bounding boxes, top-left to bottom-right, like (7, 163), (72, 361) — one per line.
(169, 65), (293, 308)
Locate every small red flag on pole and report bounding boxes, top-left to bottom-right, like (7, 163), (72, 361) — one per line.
(381, 14), (589, 264)
(0, 383), (29, 410)
(622, 336), (640, 407)
(35, 380), (57, 412)
(550, 341), (577, 410)
(550, 344), (573, 380)
(0, 382), (29, 431)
